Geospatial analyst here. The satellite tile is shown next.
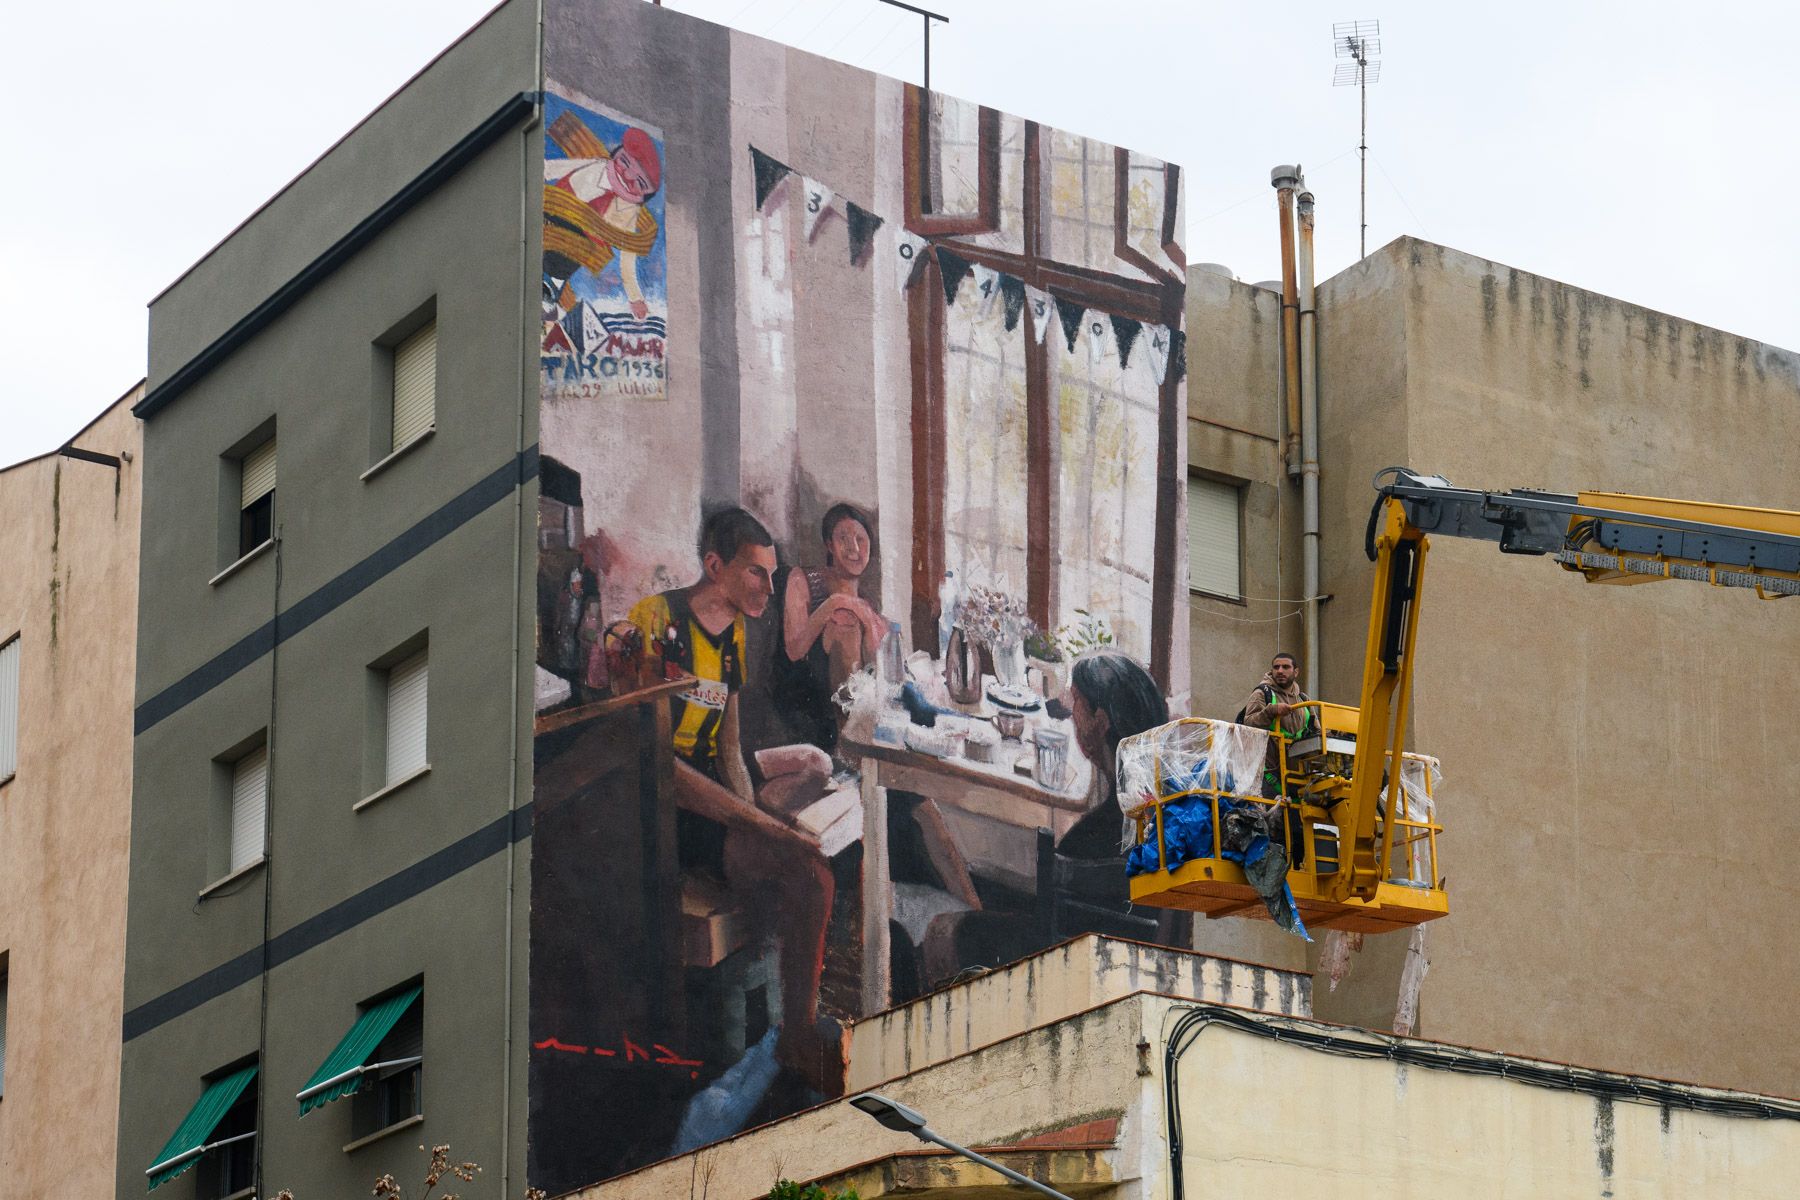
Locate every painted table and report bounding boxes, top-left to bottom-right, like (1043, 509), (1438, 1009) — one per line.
(840, 685), (1094, 1013)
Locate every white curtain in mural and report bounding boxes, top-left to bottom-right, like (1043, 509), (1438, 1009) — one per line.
(1054, 319), (1159, 654)
(942, 284), (1031, 596)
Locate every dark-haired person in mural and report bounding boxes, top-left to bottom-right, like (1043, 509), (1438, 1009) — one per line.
(626, 507), (844, 1094)
(771, 504), (983, 926)
(773, 503), (889, 752)
(935, 650), (1179, 975)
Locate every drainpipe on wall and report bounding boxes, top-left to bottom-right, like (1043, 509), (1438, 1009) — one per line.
(1297, 187), (1322, 699)
(1272, 165), (1303, 479)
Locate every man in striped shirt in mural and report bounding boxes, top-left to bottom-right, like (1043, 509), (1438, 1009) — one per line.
(627, 506), (843, 1097)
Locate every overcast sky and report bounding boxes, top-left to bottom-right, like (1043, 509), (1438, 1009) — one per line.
(4, 0), (1794, 465)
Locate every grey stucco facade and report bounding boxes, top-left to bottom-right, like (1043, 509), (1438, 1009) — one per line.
(119, 2), (543, 1195)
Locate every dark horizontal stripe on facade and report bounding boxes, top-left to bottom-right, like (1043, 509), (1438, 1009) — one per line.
(133, 445), (539, 734)
(136, 91), (540, 420)
(122, 803), (532, 1042)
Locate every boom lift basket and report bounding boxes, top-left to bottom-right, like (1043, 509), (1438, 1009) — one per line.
(1119, 711), (1448, 934)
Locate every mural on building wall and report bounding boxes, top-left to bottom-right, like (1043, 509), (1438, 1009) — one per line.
(527, 11), (1187, 1193)
(541, 92), (669, 400)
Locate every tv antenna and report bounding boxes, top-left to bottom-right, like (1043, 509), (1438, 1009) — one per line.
(878, 0), (950, 93)
(1332, 19), (1382, 258)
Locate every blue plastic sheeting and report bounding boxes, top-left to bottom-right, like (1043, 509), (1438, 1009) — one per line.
(1127, 796), (1213, 877)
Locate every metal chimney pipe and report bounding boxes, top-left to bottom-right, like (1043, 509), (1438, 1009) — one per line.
(1297, 189), (1322, 699)
(1272, 166), (1303, 478)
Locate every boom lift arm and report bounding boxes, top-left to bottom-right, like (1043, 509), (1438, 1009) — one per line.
(1335, 467), (1800, 903)
(1125, 467), (1800, 932)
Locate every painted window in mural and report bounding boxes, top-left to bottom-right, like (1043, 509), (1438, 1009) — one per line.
(540, 92), (669, 401)
(1054, 324), (1161, 653)
(942, 282), (1031, 596)
(1047, 129), (1117, 269)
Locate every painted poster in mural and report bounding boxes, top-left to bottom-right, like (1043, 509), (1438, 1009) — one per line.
(528, 5), (1187, 1193)
(540, 91), (668, 400)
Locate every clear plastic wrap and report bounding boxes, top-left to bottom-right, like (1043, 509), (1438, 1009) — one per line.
(1379, 753), (1442, 886)
(1115, 718), (1270, 817)
(1393, 924), (1430, 1037)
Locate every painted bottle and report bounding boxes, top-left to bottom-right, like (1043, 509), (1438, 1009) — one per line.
(936, 569), (959, 660)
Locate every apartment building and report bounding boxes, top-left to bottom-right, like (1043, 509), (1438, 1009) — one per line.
(0, 387), (142, 1197)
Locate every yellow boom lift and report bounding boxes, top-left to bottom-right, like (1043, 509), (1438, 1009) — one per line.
(1126, 467), (1800, 933)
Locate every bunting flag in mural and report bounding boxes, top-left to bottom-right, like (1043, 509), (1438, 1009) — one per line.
(894, 229), (929, 289)
(846, 202), (884, 264)
(1055, 296), (1086, 354)
(937, 248), (973, 305)
(800, 176), (836, 240)
(541, 92), (669, 401)
(751, 147), (793, 209)
(1024, 284), (1052, 342)
(1112, 315), (1144, 370)
(1000, 274), (1027, 332)
(970, 264), (1001, 317)
(1084, 312), (1115, 363)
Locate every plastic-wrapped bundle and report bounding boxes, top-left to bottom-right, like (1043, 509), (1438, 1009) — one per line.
(1378, 753), (1441, 886)
(1115, 718), (1271, 817)
(1125, 796), (1213, 876)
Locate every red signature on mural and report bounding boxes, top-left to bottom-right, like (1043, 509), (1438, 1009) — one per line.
(534, 1034), (703, 1079)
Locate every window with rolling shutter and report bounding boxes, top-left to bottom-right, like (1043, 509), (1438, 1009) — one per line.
(1188, 475), (1243, 600)
(0, 635), (18, 782)
(238, 437), (276, 557)
(229, 746), (267, 873)
(391, 322), (436, 450)
(385, 650), (429, 784)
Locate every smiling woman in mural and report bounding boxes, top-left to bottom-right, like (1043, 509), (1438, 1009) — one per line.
(774, 503), (889, 752)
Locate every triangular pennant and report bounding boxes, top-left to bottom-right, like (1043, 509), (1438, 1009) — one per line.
(1024, 285), (1052, 343)
(1144, 324), (1170, 382)
(800, 176), (836, 240)
(1085, 313), (1114, 363)
(971, 265), (1001, 316)
(938, 249), (973, 306)
(1000, 275), (1027, 332)
(751, 147), (792, 210)
(1111, 315), (1143, 369)
(894, 230), (930, 291)
(1055, 296), (1086, 353)
(846, 202), (885, 265)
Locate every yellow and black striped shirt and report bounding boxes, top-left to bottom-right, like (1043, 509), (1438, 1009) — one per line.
(627, 591), (746, 774)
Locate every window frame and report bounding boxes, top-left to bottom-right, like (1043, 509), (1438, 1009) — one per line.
(1186, 470), (1247, 604)
(905, 101), (1186, 685)
(202, 731), (270, 896)
(903, 86), (1002, 236)
(0, 632), (18, 786)
(358, 633), (431, 810)
(348, 984), (423, 1145)
(367, 298), (439, 476)
(194, 1061), (259, 1200)
(215, 420), (277, 578)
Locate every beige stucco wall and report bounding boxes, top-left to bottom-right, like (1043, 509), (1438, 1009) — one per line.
(1179, 1016), (1800, 1198)
(574, 987), (1800, 1200)
(849, 935), (1310, 1091)
(574, 993), (1162, 1200)
(1182, 269), (1309, 974)
(1295, 239), (1800, 1098)
(0, 388), (141, 1195)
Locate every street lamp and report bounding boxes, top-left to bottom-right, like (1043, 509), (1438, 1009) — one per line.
(846, 1093), (1076, 1200)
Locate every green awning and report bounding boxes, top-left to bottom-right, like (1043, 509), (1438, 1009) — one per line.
(297, 985), (421, 1116)
(146, 1064), (258, 1190)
